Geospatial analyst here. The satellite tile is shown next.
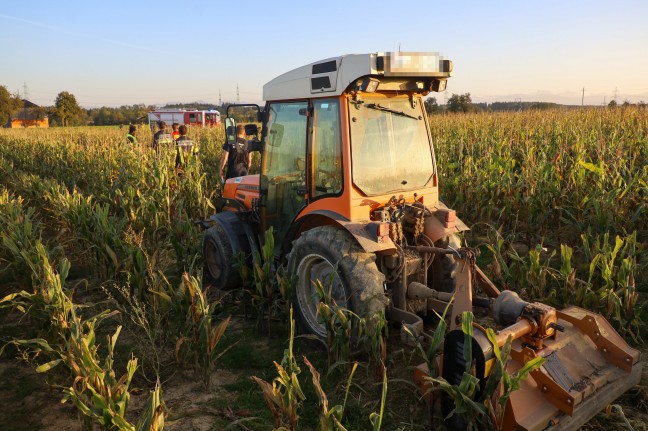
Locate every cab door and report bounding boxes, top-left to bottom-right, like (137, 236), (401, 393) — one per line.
(261, 101), (309, 246)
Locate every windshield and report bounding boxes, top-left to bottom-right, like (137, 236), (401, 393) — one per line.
(350, 96), (434, 195)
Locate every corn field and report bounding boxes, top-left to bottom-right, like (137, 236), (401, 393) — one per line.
(0, 107), (646, 430)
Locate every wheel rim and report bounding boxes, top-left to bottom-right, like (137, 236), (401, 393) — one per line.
(204, 239), (223, 281)
(296, 253), (348, 339)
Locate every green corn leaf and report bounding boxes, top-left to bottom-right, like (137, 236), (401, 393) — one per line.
(35, 359), (62, 373)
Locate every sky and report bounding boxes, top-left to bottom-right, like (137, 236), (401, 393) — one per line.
(2, 0), (647, 108)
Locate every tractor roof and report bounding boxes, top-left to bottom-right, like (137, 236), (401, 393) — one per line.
(263, 52), (452, 101)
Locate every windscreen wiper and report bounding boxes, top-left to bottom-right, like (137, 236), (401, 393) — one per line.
(365, 103), (420, 120)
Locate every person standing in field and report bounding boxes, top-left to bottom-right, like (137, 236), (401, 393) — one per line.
(171, 123), (180, 141)
(219, 124), (252, 182)
(152, 121), (173, 154)
(175, 124), (196, 168)
(126, 125), (137, 144)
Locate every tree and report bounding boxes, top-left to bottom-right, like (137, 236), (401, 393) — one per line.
(608, 100), (618, 109)
(55, 91), (82, 126)
(447, 93), (475, 113)
(0, 85), (23, 127)
(424, 97), (439, 115)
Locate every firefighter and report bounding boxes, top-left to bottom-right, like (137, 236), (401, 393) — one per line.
(175, 124), (196, 168)
(219, 124), (252, 182)
(126, 125), (137, 144)
(152, 121), (173, 154)
(171, 123), (180, 141)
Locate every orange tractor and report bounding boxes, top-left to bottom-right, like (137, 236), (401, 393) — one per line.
(201, 52), (641, 430)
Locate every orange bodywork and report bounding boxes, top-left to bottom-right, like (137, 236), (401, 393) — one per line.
(415, 254), (642, 431)
(222, 174), (260, 210)
(222, 94), (441, 232)
(500, 307), (641, 431)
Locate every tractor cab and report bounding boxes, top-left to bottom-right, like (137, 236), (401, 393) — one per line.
(219, 52), (456, 252)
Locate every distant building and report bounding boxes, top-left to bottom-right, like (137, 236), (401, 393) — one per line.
(8, 100), (49, 128)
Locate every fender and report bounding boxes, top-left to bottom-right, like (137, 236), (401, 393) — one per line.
(424, 201), (470, 243)
(206, 211), (254, 256)
(285, 210), (397, 256)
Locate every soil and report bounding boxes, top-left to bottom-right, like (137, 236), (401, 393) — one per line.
(0, 313), (645, 431)
(0, 354), (251, 431)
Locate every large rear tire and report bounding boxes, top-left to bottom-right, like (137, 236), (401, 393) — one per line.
(202, 224), (239, 291)
(430, 234), (461, 293)
(287, 226), (387, 341)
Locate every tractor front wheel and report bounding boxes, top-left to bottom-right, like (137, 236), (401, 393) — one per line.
(202, 224), (238, 291)
(288, 226), (386, 341)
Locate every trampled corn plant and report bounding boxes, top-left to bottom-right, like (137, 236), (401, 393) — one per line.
(241, 227), (294, 332)
(174, 273), (231, 388)
(0, 190), (47, 285)
(135, 382), (166, 431)
(579, 232), (643, 340)
(38, 323), (165, 431)
(368, 365), (387, 431)
(483, 226), (645, 337)
(251, 308), (306, 431)
(0, 243), (74, 343)
(314, 276), (387, 376)
(314, 279), (356, 368)
(1, 242), (165, 431)
(303, 357), (358, 431)
(426, 312), (545, 430)
(357, 310), (388, 381)
(45, 185), (128, 278)
(405, 298), (453, 413)
(526, 244), (556, 301)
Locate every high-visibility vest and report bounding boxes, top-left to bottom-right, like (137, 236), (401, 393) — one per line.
(154, 132), (173, 146)
(175, 137), (196, 166)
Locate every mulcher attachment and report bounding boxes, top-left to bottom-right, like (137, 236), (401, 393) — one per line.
(414, 248), (641, 431)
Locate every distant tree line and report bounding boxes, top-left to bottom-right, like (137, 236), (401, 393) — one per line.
(4, 85), (647, 127)
(424, 93), (647, 116)
(1, 84), (245, 128)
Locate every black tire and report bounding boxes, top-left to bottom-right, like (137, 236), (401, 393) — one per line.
(287, 226), (387, 341)
(430, 234), (461, 293)
(202, 224), (239, 291)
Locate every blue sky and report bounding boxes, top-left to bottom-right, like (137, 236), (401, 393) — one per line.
(2, 0), (647, 107)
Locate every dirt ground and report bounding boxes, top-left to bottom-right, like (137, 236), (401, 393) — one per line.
(0, 359), (249, 431)
(0, 316), (646, 431)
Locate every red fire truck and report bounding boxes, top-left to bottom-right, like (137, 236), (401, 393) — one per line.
(147, 109), (221, 129)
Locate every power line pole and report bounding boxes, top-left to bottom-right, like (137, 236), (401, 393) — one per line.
(218, 89), (221, 106)
(236, 84), (240, 103)
(614, 87), (618, 102)
(581, 87), (585, 106)
(22, 82), (29, 101)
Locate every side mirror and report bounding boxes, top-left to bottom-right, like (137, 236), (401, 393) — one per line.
(225, 117), (236, 145)
(244, 123), (258, 136)
(267, 123), (284, 147)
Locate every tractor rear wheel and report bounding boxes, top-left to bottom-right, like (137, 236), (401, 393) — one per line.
(430, 234), (461, 293)
(288, 226), (386, 341)
(202, 224), (238, 291)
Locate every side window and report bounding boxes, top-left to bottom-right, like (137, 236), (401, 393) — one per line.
(189, 113), (197, 123)
(262, 101), (308, 245)
(264, 102), (308, 178)
(312, 99), (342, 197)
